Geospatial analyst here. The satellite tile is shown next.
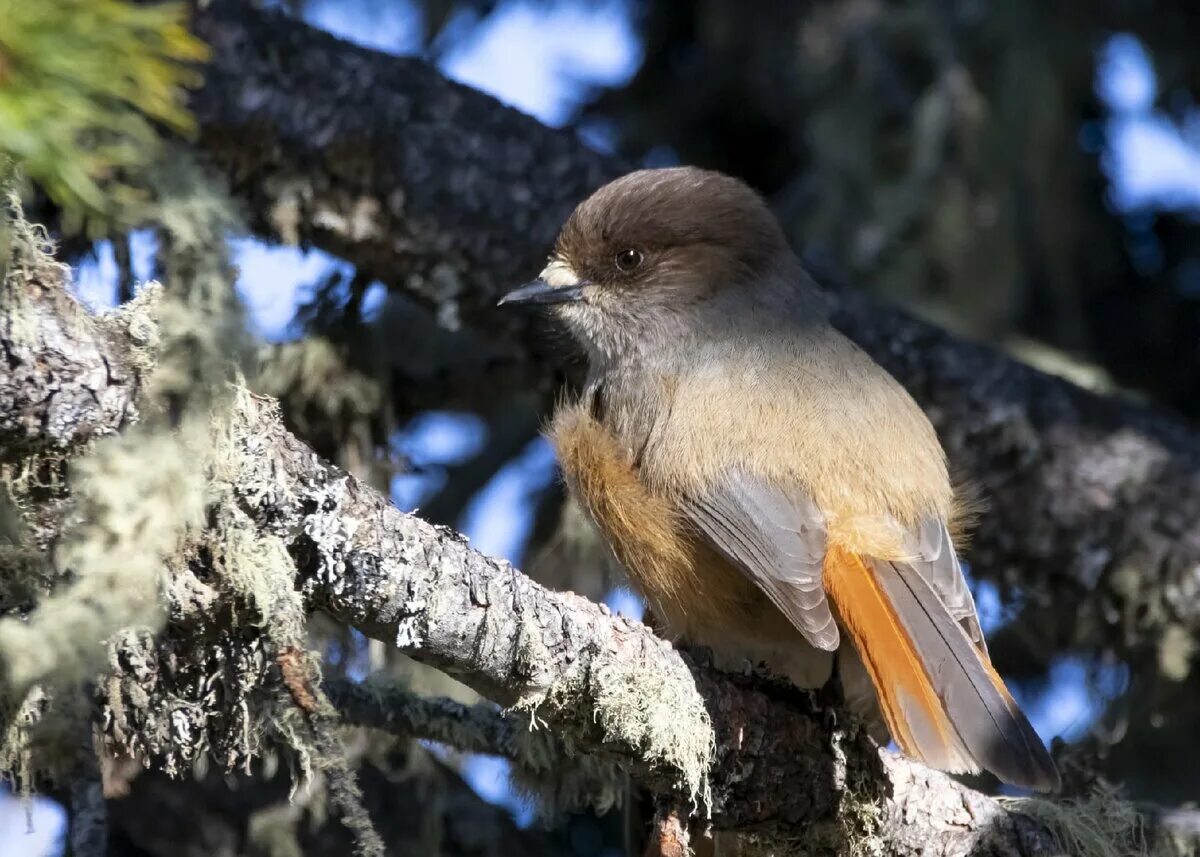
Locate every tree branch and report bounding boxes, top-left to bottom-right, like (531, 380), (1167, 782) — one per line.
(0, 245), (149, 459)
(188, 0), (1200, 667)
(326, 677), (540, 762)
(12, 264), (1195, 857)
(325, 676), (627, 819)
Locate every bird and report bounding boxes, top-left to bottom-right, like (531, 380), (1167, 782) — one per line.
(499, 165), (1060, 792)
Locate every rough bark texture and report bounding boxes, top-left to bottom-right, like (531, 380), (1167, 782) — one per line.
(188, 0), (1200, 671)
(11, 274), (1196, 857)
(0, 269), (148, 459)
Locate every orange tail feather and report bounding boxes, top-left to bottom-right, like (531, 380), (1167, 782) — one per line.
(823, 545), (1059, 791)
(824, 546), (975, 773)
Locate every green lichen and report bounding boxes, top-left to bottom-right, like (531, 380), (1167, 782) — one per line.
(0, 421), (208, 692)
(590, 655), (714, 806)
(516, 646), (714, 813)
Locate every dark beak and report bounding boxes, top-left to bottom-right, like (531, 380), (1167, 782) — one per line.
(497, 279), (586, 306)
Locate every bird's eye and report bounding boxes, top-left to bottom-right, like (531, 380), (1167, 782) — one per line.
(614, 248), (643, 272)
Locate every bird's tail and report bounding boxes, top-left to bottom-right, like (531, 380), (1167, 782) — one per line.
(823, 545), (1059, 791)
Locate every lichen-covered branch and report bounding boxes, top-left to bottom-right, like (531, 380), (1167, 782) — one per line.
(188, 0), (1200, 673)
(9, 270), (1196, 856)
(327, 677), (552, 762)
(0, 151), (249, 722)
(0, 204), (149, 457)
(326, 677), (625, 818)
(0, 199), (195, 712)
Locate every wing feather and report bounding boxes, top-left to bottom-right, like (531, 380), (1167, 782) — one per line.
(903, 517), (987, 652)
(682, 473), (838, 651)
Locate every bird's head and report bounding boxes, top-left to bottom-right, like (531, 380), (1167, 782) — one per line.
(500, 167), (813, 362)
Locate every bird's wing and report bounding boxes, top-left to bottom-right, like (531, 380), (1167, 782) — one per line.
(685, 473), (1056, 789)
(681, 472), (839, 651)
(903, 517), (987, 654)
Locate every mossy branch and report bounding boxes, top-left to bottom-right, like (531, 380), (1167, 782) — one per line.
(326, 677), (625, 819)
(6, 261), (1196, 855)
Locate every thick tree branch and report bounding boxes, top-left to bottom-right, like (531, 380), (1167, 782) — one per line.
(190, 0), (610, 393)
(12, 273), (1195, 857)
(188, 0), (1200, 667)
(0, 259), (149, 459)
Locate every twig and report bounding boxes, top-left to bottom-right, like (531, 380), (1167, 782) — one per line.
(326, 677), (523, 759)
(277, 647), (385, 857)
(69, 734), (107, 857)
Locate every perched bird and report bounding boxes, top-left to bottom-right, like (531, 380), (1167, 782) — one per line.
(500, 166), (1059, 791)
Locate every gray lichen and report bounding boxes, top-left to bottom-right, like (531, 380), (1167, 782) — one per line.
(0, 160), (328, 811)
(581, 654), (712, 805)
(1002, 786), (1182, 857)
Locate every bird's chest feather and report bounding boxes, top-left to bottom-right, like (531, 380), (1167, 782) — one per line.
(548, 394), (801, 645)
(609, 336), (954, 552)
(548, 395), (833, 687)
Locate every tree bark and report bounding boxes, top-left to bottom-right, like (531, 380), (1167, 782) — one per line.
(0, 271), (147, 458)
(187, 0), (1200, 672)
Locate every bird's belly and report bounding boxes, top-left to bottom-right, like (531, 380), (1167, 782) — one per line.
(550, 401), (834, 688)
(613, 527), (835, 690)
